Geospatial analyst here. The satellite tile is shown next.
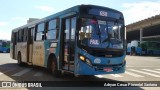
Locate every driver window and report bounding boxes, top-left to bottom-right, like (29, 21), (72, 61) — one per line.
(79, 27), (85, 40)
(86, 26), (92, 38)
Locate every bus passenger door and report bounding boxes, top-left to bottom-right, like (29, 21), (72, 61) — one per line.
(27, 27), (34, 64)
(62, 17), (76, 71)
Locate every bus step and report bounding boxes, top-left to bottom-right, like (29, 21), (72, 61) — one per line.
(61, 69), (74, 73)
(65, 61), (74, 64)
(63, 64), (74, 71)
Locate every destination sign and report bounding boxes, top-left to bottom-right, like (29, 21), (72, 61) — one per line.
(88, 8), (122, 19)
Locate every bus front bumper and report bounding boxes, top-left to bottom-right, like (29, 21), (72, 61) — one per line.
(75, 60), (126, 75)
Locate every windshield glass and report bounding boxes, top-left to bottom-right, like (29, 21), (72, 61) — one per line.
(78, 18), (124, 49)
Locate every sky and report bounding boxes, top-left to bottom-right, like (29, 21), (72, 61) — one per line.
(0, 0), (160, 40)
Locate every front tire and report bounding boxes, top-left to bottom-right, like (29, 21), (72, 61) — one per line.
(49, 59), (61, 77)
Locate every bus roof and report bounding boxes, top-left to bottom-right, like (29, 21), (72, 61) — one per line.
(12, 5), (123, 32)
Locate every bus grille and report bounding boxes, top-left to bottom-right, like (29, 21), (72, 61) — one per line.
(93, 63), (123, 71)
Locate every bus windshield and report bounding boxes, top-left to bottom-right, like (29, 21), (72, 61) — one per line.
(78, 18), (124, 50)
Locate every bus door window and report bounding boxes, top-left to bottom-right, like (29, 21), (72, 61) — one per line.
(23, 28), (28, 42)
(18, 30), (22, 42)
(70, 17), (76, 61)
(27, 27), (35, 63)
(63, 17), (76, 65)
(64, 19), (70, 62)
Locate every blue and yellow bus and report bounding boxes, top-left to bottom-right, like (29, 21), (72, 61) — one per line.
(10, 5), (126, 77)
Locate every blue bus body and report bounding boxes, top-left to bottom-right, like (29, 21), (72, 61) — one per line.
(75, 47), (126, 75)
(11, 5), (126, 76)
(136, 47), (142, 55)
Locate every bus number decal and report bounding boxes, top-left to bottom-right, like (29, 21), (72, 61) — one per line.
(90, 39), (99, 45)
(100, 11), (107, 17)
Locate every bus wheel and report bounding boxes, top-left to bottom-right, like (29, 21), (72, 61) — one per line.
(50, 60), (61, 77)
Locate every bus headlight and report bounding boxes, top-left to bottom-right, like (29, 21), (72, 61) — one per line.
(80, 55), (85, 61)
(79, 55), (92, 66)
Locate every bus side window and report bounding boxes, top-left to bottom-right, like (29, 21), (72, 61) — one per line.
(30, 28), (35, 43)
(18, 30), (20, 42)
(16, 32), (19, 43)
(2, 41), (6, 47)
(36, 23), (45, 41)
(23, 28), (28, 42)
(21, 29), (24, 42)
(46, 19), (58, 40)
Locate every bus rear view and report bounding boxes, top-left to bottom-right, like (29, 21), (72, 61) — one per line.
(75, 5), (126, 75)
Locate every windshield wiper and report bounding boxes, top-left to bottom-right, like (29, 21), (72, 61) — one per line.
(102, 23), (112, 48)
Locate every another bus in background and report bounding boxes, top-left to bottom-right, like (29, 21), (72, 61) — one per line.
(127, 40), (160, 56)
(130, 40), (142, 55)
(141, 41), (160, 55)
(126, 43), (131, 54)
(0, 40), (10, 53)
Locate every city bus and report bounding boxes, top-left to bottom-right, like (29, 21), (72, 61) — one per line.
(141, 41), (160, 55)
(10, 5), (126, 77)
(127, 40), (160, 56)
(0, 40), (10, 53)
(127, 40), (142, 55)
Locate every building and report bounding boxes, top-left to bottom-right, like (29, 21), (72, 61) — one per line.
(126, 14), (160, 43)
